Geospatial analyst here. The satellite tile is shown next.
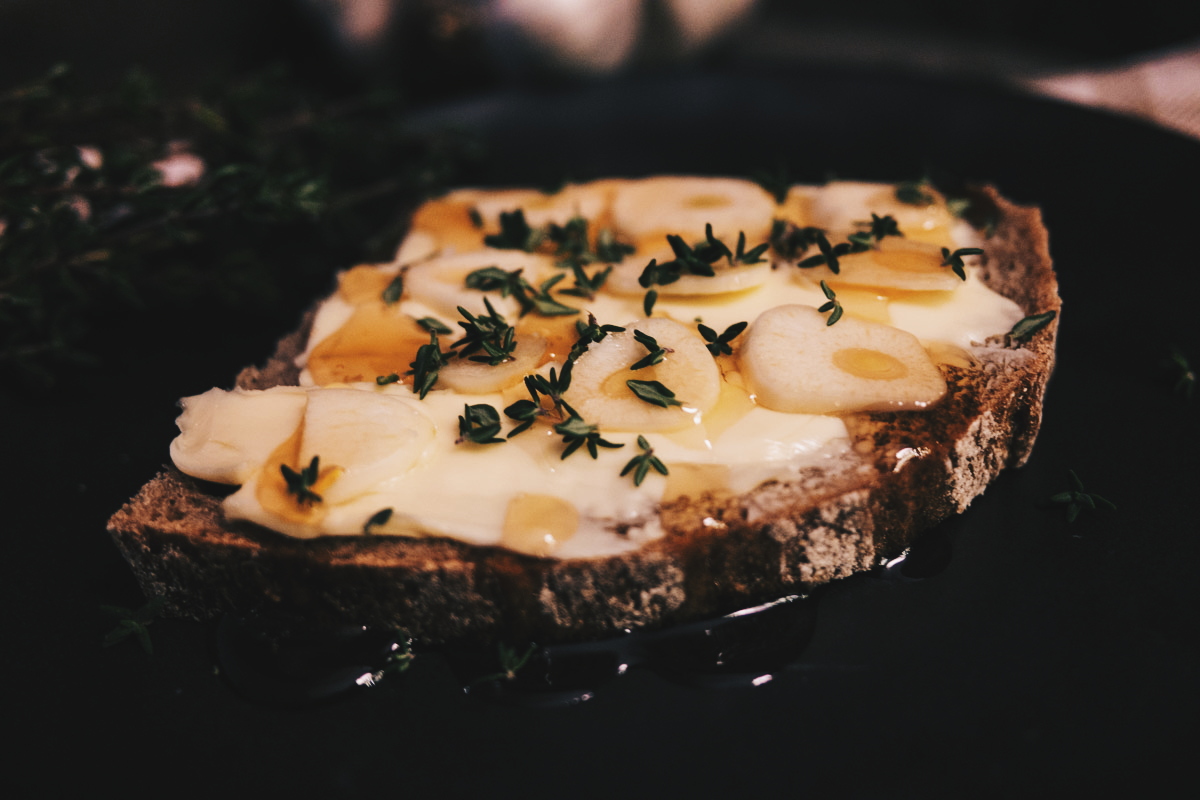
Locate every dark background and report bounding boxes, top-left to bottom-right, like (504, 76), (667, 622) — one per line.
(3, 2), (1199, 796)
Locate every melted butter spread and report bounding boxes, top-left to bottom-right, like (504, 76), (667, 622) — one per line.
(172, 178), (1026, 557)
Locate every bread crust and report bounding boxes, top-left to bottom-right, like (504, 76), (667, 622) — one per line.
(108, 185), (1059, 643)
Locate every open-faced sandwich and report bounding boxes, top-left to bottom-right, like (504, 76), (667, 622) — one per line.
(108, 176), (1059, 643)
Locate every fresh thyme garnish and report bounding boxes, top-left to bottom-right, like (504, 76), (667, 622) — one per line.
(594, 228), (636, 264)
(640, 223), (758, 287)
(382, 633), (415, 675)
(630, 329), (669, 370)
(451, 300), (517, 364)
(643, 289), (658, 316)
(381, 274), (404, 304)
(940, 247), (983, 280)
(505, 363), (577, 436)
(566, 314), (625, 363)
(376, 373), (400, 385)
(627, 379), (682, 408)
(457, 403), (506, 445)
(769, 220), (827, 260)
(1008, 311), (1057, 342)
(467, 206), (483, 228)
(554, 414), (624, 459)
(406, 329), (449, 398)
(857, 213), (903, 243)
(101, 598), (165, 655)
(1049, 470), (1116, 522)
(363, 508), (393, 534)
(1165, 345), (1196, 400)
(483, 209), (541, 251)
(698, 320), (747, 356)
(620, 435), (669, 486)
(559, 262), (612, 300)
(818, 280), (844, 326)
(795, 230), (870, 274)
(464, 266), (578, 317)
(753, 166), (792, 204)
(895, 180), (934, 206)
(415, 316), (452, 334)
(281, 455), (323, 504)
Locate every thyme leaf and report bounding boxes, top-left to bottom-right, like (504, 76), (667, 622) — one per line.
(457, 403), (506, 445)
(697, 320), (747, 356)
(627, 379), (682, 408)
(554, 414), (624, 459)
(818, 280), (844, 326)
(101, 598), (166, 655)
(1008, 311), (1056, 341)
(630, 329), (669, 370)
(1049, 470), (1116, 523)
(620, 435), (669, 486)
(363, 508), (393, 534)
(381, 274), (404, 304)
(281, 455), (323, 504)
(940, 247), (983, 281)
(406, 329), (449, 398)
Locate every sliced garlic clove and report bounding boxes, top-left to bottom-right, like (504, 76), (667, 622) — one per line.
(404, 249), (548, 320)
(739, 305), (946, 415)
(611, 176), (776, 249)
(298, 387), (437, 505)
(439, 334), (548, 394)
(564, 317), (721, 432)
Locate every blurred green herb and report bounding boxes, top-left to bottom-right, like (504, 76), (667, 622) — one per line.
(1049, 470), (1116, 523)
(102, 597), (165, 655)
(1165, 345), (1196, 400)
(0, 63), (480, 389)
(941, 247), (983, 281)
(281, 455), (323, 504)
(1008, 311), (1056, 341)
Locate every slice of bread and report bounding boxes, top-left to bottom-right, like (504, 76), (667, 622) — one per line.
(107, 183), (1059, 644)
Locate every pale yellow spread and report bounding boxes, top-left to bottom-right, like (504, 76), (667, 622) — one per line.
(170, 178), (1025, 557)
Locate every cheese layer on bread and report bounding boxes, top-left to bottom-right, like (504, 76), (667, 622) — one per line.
(171, 178), (1025, 557)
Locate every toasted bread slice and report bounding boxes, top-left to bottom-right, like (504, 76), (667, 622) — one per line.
(108, 183), (1058, 643)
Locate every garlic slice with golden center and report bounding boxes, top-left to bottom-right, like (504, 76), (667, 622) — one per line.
(739, 305), (946, 415)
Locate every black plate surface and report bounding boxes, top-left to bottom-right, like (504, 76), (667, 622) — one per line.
(7, 65), (1199, 795)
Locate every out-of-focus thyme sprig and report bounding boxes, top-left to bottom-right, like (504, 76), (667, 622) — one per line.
(0, 63), (481, 389)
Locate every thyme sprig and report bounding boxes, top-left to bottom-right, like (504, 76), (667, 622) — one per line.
(470, 642), (539, 686)
(101, 598), (165, 655)
(630, 330), (669, 370)
(895, 180), (935, 206)
(463, 266), (578, 317)
(566, 314), (624, 363)
(451, 300), (517, 364)
(505, 363), (577, 436)
(554, 414), (624, 460)
(941, 247), (983, 281)
(483, 209), (542, 251)
(621, 436), (669, 486)
(627, 379), (682, 408)
(281, 455), (323, 504)
(795, 230), (870, 274)
(769, 220), (826, 260)
(457, 403), (506, 445)
(818, 280), (844, 326)
(1049, 470), (1116, 523)
(363, 508), (393, 534)
(406, 329), (449, 398)
(857, 213), (903, 243)
(698, 320), (747, 356)
(1008, 311), (1057, 342)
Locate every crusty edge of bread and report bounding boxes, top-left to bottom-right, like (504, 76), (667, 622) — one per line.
(107, 185), (1060, 643)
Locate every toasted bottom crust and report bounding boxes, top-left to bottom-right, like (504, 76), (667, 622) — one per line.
(108, 187), (1059, 643)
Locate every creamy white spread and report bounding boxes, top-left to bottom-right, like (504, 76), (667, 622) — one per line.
(170, 178), (1025, 557)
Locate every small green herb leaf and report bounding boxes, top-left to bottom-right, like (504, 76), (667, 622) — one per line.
(281, 455), (323, 504)
(101, 597), (165, 655)
(457, 403), (506, 445)
(940, 247), (983, 281)
(1008, 311), (1057, 341)
(620, 435), (669, 486)
(817, 280), (844, 326)
(554, 414), (624, 459)
(627, 379), (682, 408)
(630, 329), (668, 370)
(698, 320), (747, 356)
(363, 507), (393, 534)
(381, 274), (404, 304)
(1049, 470), (1116, 523)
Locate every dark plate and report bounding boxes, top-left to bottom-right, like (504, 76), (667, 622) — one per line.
(7, 66), (1199, 794)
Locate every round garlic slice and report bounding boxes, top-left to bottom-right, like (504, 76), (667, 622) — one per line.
(610, 176), (776, 247)
(739, 305), (946, 415)
(298, 387), (437, 505)
(564, 318), (721, 432)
